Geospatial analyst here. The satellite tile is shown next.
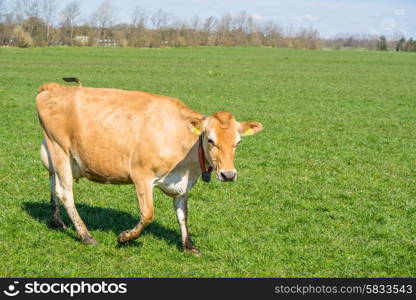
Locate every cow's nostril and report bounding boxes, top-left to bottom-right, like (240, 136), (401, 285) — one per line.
(220, 172), (228, 181)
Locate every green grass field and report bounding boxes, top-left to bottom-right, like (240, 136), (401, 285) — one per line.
(0, 46), (415, 277)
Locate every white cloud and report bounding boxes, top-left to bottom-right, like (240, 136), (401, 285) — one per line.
(381, 17), (397, 31)
(394, 8), (406, 16)
(293, 14), (317, 23)
(249, 13), (264, 21)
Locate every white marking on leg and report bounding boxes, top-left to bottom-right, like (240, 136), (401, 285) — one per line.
(174, 196), (188, 244)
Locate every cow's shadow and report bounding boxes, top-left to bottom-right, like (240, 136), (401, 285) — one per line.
(23, 202), (182, 250)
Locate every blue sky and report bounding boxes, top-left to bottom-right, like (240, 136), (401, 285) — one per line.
(29, 0), (416, 37)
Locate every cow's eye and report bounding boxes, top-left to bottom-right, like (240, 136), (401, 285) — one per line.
(207, 139), (215, 146)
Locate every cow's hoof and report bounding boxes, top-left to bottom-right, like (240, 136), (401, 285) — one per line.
(184, 247), (202, 256)
(51, 218), (67, 230)
(117, 230), (131, 244)
(82, 236), (98, 245)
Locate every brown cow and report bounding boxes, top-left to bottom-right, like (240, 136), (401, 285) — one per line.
(37, 78), (263, 255)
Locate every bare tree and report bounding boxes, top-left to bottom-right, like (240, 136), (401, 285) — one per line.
(190, 15), (200, 31)
(131, 6), (147, 28)
(41, 0), (56, 44)
(130, 6), (148, 47)
(262, 21), (282, 47)
(234, 11), (248, 32)
(91, 0), (116, 42)
(246, 14), (256, 34)
(60, 1), (80, 44)
(11, 0), (46, 43)
(13, 0), (41, 22)
(216, 14), (232, 45)
(149, 8), (173, 47)
(202, 16), (216, 45)
(150, 9), (170, 30)
(0, 1), (15, 46)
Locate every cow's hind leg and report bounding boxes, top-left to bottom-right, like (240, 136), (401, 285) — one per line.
(50, 174), (66, 229)
(55, 169), (96, 244)
(174, 194), (200, 255)
(56, 172), (97, 244)
(118, 180), (154, 243)
(44, 138), (96, 244)
(40, 140), (66, 229)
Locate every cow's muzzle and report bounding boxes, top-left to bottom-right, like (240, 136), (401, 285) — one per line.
(218, 170), (237, 182)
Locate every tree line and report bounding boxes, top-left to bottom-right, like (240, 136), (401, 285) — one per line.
(326, 34), (416, 52)
(0, 0), (415, 51)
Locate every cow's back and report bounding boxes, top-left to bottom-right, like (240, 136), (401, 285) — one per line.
(36, 84), (200, 183)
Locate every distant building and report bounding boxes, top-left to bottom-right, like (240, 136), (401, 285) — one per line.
(99, 39), (118, 46)
(73, 35), (88, 45)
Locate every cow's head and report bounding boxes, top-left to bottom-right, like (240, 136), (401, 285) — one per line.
(190, 111), (263, 182)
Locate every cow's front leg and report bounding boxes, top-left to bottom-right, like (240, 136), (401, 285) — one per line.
(174, 194), (201, 256)
(118, 180), (154, 244)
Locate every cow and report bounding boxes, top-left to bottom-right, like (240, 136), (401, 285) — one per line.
(36, 78), (263, 255)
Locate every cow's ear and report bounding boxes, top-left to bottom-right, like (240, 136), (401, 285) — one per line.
(239, 121), (263, 136)
(189, 117), (206, 136)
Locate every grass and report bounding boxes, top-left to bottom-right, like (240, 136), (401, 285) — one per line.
(0, 46), (415, 277)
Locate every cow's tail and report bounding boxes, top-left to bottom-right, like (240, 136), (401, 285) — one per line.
(63, 77), (82, 86)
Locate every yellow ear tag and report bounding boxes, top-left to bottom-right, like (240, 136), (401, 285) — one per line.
(192, 127), (202, 136)
(244, 128), (254, 135)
